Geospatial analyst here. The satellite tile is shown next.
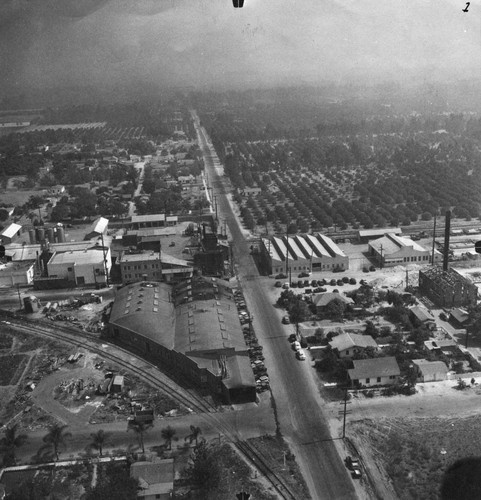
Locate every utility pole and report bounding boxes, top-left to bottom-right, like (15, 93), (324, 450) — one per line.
(405, 269), (409, 289)
(431, 215), (437, 264)
(285, 228), (289, 278)
(100, 233), (110, 287)
(379, 244), (384, 269)
(338, 387), (352, 439)
(16, 284), (22, 310)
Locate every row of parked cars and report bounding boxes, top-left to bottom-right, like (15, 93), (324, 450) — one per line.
(234, 289), (270, 393)
(288, 333), (308, 361)
(275, 277), (357, 290)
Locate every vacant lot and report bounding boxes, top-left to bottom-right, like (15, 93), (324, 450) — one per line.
(0, 353), (30, 385)
(351, 415), (481, 500)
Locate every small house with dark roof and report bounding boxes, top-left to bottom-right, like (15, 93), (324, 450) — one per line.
(410, 306), (437, 330)
(348, 356), (401, 388)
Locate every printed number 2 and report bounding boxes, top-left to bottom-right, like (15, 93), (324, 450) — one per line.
(463, 2), (470, 12)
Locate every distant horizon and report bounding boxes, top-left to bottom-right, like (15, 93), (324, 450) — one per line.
(1, 0), (479, 107)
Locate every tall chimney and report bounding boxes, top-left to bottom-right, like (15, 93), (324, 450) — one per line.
(443, 210), (451, 271)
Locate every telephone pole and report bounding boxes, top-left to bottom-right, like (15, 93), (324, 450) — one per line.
(338, 387), (352, 439)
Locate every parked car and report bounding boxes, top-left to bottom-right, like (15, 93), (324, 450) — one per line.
(282, 315), (290, 324)
(291, 281), (298, 288)
(342, 276), (349, 283)
(297, 280), (304, 288)
(296, 349), (306, 360)
(275, 281), (282, 287)
(304, 288), (312, 294)
(291, 341), (301, 351)
(275, 273), (287, 279)
(345, 456), (360, 470)
(351, 468), (362, 479)
(298, 271), (310, 278)
(310, 279), (318, 287)
(330, 279), (337, 286)
(349, 278), (357, 285)
(282, 283), (290, 289)
(336, 279), (344, 286)
(369, 265), (376, 271)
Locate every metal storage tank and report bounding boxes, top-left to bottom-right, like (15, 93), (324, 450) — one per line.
(29, 228), (36, 244)
(56, 226), (66, 243)
(36, 227), (45, 243)
(47, 227), (55, 243)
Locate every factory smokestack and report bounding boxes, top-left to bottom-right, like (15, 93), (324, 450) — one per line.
(443, 210), (451, 271)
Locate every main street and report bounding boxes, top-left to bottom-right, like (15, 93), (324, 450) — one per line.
(192, 111), (358, 499)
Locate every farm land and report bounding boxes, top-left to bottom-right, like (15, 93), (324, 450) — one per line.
(199, 90), (481, 237)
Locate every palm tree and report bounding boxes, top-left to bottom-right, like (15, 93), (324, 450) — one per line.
(128, 421), (152, 454)
(0, 424), (28, 465)
(161, 426), (176, 451)
(89, 429), (110, 457)
(185, 425), (202, 447)
(42, 424), (71, 461)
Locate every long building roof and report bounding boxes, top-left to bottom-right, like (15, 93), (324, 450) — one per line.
(1, 223), (22, 239)
(109, 281), (176, 349)
(264, 233), (346, 262)
(369, 233), (427, 254)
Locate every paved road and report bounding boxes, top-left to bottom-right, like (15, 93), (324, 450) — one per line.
(192, 111), (357, 500)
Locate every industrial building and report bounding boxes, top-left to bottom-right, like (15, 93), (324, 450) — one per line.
(0, 223), (22, 245)
(84, 217), (108, 240)
(47, 247), (111, 286)
(419, 267), (477, 308)
(0, 261), (35, 287)
(357, 227), (402, 243)
(260, 233), (348, 275)
(107, 279), (256, 403)
(118, 251), (193, 284)
(130, 214), (178, 230)
(368, 233), (442, 267)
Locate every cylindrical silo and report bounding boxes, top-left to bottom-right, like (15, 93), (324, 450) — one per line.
(29, 229), (36, 244)
(47, 227), (55, 243)
(37, 227), (45, 243)
(56, 226), (66, 243)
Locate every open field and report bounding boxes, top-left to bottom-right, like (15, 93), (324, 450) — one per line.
(0, 353), (30, 385)
(351, 415), (481, 500)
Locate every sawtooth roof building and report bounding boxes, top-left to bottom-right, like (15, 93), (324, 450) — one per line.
(260, 233), (348, 275)
(108, 278), (256, 403)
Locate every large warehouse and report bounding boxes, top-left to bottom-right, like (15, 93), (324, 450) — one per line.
(107, 278), (256, 404)
(368, 233), (442, 267)
(260, 233), (348, 275)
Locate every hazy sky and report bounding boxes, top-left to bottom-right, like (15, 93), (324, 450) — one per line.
(1, 0), (480, 94)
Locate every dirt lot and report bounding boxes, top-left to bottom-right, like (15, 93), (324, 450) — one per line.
(326, 380), (481, 500)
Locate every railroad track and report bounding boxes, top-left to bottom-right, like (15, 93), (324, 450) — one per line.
(0, 311), (214, 415)
(0, 310), (300, 499)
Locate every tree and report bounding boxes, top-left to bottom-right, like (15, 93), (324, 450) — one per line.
(364, 320), (379, 339)
(0, 424), (28, 466)
(42, 423), (71, 461)
(185, 425), (203, 447)
(161, 425), (176, 450)
(89, 429), (110, 457)
(184, 440), (222, 495)
(128, 421), (152, 453)
(86, 462), (139, 500)
(325, 298), (347, 321)
(288, 300), (309, 335)
(0, 208), (9, 221)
